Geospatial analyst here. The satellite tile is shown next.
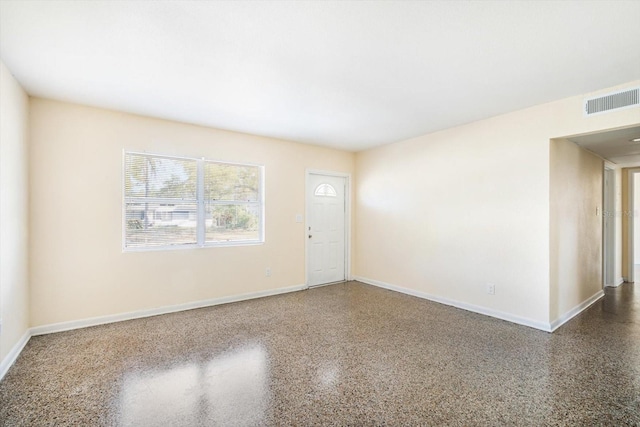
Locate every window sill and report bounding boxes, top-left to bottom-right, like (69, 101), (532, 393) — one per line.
(122, 240), (265, 253)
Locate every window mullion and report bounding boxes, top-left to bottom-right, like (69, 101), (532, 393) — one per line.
(197, 159), (205, 246)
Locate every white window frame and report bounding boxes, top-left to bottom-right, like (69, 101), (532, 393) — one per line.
(122, 150), (265, 252)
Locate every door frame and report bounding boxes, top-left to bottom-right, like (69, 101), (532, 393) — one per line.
(623, 167), (640, 283)
(305, 169), (351, 288)
(603, 165), (615, 286)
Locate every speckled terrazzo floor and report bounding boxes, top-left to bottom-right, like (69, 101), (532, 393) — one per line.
(1, 281), (639, 426)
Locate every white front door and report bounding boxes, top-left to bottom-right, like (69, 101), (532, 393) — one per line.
(307, 173), (346, 287)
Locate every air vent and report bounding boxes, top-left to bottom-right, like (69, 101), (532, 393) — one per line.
(584, 87), (639, 116)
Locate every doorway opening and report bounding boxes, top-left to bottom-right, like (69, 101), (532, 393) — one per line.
(569, 125), (640, 287)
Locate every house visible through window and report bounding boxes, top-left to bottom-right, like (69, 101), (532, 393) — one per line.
(124, 152), (263, 250)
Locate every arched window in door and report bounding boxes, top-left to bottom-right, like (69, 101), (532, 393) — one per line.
(314, 183), (337, 197)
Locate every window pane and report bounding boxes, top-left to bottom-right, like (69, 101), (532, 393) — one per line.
(125, 154), (197, 199)
(124, 151), (264, 250)
(125, 202), (197, 248)
(314, 183), (337, 197)
(204, 163), (259, 202)
(206, 203), (260, 242)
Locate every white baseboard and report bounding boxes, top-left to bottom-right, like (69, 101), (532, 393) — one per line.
(353, 276), (551, 332)
(31, 283), (307, 336)
(605, 278), (625, 287)
(549, 290), (604, 332)
(0, 280), (607, 382)
(2, 284), (306, 381)
(0, 330), (31, 382)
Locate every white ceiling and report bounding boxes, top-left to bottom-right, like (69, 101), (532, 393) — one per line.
(569, 126), (640, 165)
(1, 1), (639, 151)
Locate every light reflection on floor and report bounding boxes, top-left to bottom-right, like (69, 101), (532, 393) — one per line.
(1, 281), (639, 425)
(118, 344), (269, 426)
(316, 361), (340, 390)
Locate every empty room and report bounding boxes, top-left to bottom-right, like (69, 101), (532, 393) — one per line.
(1, 1), (640, 425)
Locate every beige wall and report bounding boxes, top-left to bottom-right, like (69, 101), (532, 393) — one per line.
(29, 99), (355, 327)
(355, 81), (640, 327)
(621, 167), (640, 280)
(12, 76), (640, 332)
(0, 62), (30, 363)
(622, 168), (630, 280)
(549, 139), (603, 323)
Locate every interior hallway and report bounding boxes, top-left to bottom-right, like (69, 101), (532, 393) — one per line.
(0, 281), (638, 425)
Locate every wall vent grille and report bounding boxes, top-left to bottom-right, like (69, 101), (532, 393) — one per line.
(584, 87), (639, 116)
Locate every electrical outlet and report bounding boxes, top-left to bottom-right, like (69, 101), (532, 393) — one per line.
(486, 283), (495, 295)
(266, 268), (271, 277)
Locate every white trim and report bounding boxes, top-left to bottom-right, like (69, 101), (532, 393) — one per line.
(353, 276), (552, 332)
(604, 160), (619, 170)
(625, 168), (640, 283)
(2, 284), (306, 382)
(123, 241), (265, 253)
(607, 277), (625, 287)
(30, 284), (306, 336)
(549, 290), (605, 332)
(125, 150), (265, 168)
(0, 330), (30, 382)
(603, 167), (615, 287)
(305, 169), (352, 286)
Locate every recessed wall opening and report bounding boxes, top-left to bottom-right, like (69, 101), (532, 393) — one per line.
(568, 125), (640, 287)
